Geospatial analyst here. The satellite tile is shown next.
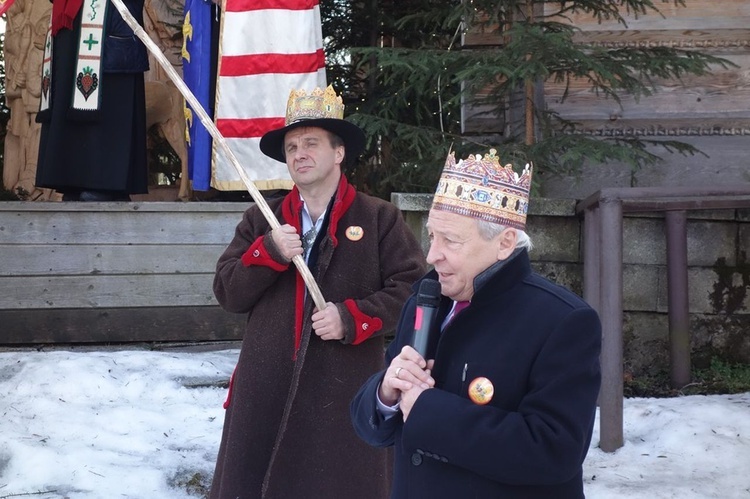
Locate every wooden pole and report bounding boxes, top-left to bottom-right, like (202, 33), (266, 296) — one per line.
(109, 0), (326, 310)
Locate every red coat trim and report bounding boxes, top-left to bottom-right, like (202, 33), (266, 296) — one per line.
(223, 366), (236, 409)
(281, 185), (305, 359)
(344, 299), (383, 345)
(281, 189), (303, 229)
(280, 175), (358, 358)
(328, 176), (356, 248)
(240, 236), (289, 272)
(280, 175), (356, 247)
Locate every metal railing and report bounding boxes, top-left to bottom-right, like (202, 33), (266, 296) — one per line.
(576, 185), (750, 452)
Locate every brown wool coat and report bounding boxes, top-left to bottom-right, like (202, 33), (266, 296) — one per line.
(210, 177), (426, 499)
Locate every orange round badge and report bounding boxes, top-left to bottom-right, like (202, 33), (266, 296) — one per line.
(468, 377), (494, 405)
(346, 226), (364, 241)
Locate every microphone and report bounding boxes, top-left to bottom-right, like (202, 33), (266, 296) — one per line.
(411, 279), (442, 357)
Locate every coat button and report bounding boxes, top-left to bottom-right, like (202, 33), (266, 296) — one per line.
(411, 453), (423, 466)
(252, 249), (260, 257)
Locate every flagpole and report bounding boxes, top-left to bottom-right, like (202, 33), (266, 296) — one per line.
(109, 0), (326, 311)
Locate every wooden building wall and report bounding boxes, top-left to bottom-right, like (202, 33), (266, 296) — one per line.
(462, 1), (750, 199)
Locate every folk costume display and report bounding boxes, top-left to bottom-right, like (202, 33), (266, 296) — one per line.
(351, 151), (602, 498)
(36, 0), (149, 201)
(210, 87), (426, 498)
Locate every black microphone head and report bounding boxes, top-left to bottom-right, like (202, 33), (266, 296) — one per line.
(416, 279), (441, 308)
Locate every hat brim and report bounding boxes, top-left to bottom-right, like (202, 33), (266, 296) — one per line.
(259, 118), (366, 167)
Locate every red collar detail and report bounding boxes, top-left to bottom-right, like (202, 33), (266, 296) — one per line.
(281, 175), (356, 248)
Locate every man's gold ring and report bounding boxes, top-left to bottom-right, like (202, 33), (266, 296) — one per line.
(395, 367), (402, 378)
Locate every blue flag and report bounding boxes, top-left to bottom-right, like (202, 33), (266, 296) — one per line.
(182, 0), (214, 191)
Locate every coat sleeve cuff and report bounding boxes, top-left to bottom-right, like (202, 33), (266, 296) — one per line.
(342, 299), (383, 345)
(240, 236), (289, 272)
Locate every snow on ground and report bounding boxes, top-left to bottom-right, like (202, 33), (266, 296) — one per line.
(1, 348), (748, 498)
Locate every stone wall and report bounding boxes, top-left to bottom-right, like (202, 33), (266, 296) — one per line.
(392, 193), (750, 376)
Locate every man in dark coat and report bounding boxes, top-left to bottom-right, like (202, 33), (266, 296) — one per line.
(209, 86), (426, 498)
(351, 149), (602, 498)
(36, 0), (149, 201)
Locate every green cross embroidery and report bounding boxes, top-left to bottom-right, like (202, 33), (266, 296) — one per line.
(83, 34), (99, 51)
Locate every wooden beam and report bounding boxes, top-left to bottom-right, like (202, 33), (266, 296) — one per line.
(0, 307), (245, 344)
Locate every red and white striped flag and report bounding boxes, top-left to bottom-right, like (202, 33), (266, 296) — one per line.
(212, 0), (327, 191)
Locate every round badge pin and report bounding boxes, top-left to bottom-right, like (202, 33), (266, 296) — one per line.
(346, 226), (364, 241)
(468, 376), (494, 405)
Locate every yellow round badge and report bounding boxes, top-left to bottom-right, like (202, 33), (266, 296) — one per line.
(468, 377), (494, 405)
(346, 226), (364, 241)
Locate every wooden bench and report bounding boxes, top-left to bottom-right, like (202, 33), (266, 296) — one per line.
(0, 202), (248, 344)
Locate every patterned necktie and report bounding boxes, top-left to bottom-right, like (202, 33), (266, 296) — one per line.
(301, 227), (318, 259)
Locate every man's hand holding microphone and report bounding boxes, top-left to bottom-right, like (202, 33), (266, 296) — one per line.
(378, 279), (441, 420)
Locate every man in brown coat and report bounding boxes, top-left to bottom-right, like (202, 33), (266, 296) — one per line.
(209, 86), (426, 498)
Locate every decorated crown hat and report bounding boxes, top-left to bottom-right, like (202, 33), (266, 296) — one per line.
(259, 85), (365, 167)
(431, 149), (533, 230)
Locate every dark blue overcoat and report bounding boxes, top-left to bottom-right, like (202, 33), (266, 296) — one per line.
(351, 250), (602, 498)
